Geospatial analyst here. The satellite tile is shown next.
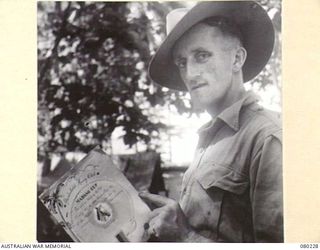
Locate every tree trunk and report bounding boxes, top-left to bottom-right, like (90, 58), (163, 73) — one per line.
(41, 154), (51, 177)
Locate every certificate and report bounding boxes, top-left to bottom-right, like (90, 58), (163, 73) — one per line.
(39, 146), (150, 242)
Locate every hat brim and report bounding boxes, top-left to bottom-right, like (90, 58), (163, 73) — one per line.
(148, 1), (275, 91)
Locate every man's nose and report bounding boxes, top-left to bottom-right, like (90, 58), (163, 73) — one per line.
(186, 60), (201, 80)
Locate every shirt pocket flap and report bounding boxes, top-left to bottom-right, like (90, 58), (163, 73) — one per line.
(195, 163), (248, 195)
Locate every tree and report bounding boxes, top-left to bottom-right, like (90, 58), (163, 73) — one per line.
(38, 2), (191, 174)
(250, 0), (282, 96)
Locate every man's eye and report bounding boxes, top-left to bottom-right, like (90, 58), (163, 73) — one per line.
(175, 59), (186, 69)
(196, 52), (211, 62)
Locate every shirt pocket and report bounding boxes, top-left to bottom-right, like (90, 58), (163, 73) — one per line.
(194, 163), (249, 241)
(196, 162), (248, 194)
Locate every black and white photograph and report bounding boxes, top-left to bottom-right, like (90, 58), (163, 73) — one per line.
(36, 0), (283, 243)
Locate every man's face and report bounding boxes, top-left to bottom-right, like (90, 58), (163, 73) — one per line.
(172, 23), (238, 111)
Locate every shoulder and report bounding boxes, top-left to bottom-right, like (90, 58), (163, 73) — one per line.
(238, 102), (282, 160)
(240, 102), (282, 142)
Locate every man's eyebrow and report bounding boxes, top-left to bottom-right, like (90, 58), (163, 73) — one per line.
(191, 47), (210, 53)
(173, 54), (184, 62)
(172, 47), (211, 62)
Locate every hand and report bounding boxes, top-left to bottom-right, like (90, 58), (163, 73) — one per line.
(139, 192), (191, 242)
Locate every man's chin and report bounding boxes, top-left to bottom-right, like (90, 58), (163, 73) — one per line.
(189, 98), (207, 113)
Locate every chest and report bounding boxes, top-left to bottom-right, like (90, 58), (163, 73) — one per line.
(179, 122), (255, 241)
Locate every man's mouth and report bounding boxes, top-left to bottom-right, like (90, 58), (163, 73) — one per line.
(191, 83), (208, 91)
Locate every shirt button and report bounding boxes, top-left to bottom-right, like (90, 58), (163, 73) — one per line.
(182, 187), (187, 194)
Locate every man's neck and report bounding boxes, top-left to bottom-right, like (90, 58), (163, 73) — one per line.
(206, 77), (246, 118)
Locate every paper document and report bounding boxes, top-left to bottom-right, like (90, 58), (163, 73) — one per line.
(39, 146), (150, 242)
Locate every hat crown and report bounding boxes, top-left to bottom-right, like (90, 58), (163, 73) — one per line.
(166, 8), (189, 35)
(150, 1), (275, 91)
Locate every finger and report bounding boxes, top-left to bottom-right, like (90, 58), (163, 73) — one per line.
(148, 218), (160, 237)
(143, 208), (161, 227)
(139, 192), (171, 207)
(147, 225), (158, 237)
(147, 207), (163, 221)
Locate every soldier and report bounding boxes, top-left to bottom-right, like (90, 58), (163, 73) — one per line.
(140, 1), (283, 242)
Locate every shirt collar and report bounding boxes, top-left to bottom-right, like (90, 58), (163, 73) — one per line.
(198, 91), (259, 134)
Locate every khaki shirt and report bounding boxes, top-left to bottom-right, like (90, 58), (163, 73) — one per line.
(179, 92), (283, 242)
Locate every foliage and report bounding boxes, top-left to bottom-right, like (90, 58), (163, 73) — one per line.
(252, 0), (282, 90)
(38, 2), (188, 163)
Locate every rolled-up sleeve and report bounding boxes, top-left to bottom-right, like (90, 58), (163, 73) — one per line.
(250, 131), (283, 242)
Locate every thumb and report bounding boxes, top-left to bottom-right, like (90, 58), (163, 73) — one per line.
(139, 192), (171, 208)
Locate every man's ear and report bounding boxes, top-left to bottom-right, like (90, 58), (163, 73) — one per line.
(233, 47), (247, 72)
